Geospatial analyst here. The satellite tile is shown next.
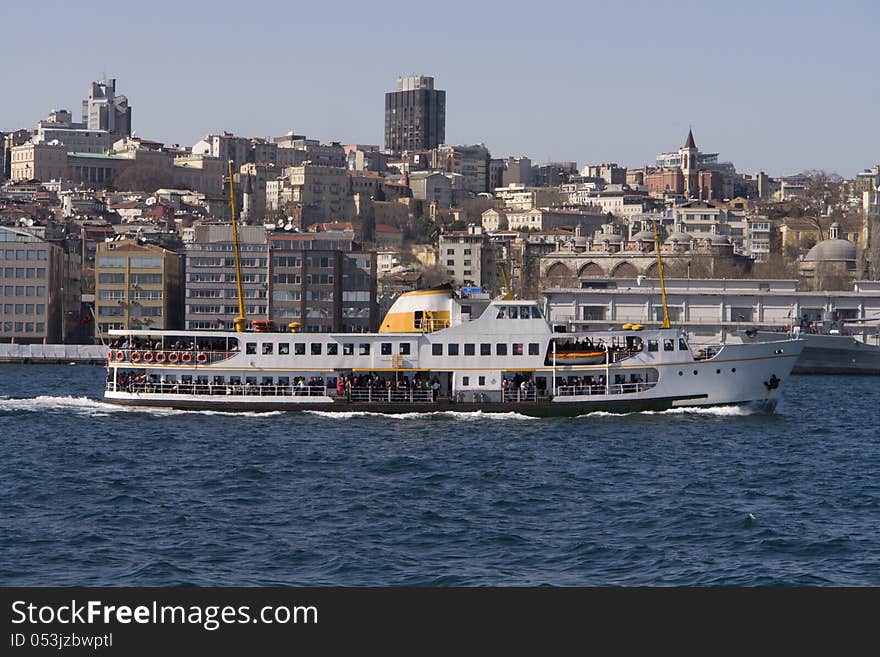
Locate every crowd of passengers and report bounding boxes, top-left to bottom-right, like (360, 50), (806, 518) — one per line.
(337, 373), (442, 400)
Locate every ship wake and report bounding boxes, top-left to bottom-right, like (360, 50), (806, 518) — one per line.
(0, 395), (285, 417)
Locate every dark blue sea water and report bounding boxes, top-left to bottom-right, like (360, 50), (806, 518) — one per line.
(1, 364), (878, 586)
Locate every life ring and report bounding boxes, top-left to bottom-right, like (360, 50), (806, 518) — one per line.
(168, 351), (180, 364)
(116, 350), (125, 362)
(131, 351), (142, 363)
(181, 352), (193, 364)
(107, 349), (115, 361)
(143, 351), (154, 363)
(155, 351), (167, 364)
(196, 352), (208, 365)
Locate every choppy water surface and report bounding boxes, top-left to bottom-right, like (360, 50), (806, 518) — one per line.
(1, 364), (878, 585)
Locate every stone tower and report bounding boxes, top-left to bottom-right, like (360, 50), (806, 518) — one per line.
(679, 128), (699, 199)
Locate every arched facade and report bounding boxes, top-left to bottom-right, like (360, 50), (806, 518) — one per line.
(610, 262), (639, 278)
(544, 261), (577, 287)
(578, 262), (604, 277)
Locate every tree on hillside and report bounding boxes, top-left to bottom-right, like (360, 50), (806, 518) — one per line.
(798, 170), (846, 241)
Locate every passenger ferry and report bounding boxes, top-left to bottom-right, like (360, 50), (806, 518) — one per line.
(101, 165), (803, 416)
(103, 285), (804, 416)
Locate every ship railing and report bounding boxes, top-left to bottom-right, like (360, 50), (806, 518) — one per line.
(107, 349), (238, 365)
(555, 381), (657, 397)
(503, 389), (538, 403)
(413, 318), (450, 333)
(347, 388), (435, 403)
(107, 382), (329, 397)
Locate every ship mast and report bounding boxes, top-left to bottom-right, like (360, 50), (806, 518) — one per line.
(652, 219), (671, 329)
(227, 160), (248, 332)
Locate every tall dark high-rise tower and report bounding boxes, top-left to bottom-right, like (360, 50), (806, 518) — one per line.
(384, 76), (445, 153)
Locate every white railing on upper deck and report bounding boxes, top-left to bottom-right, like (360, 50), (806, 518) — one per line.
(555, 381), (657, 397)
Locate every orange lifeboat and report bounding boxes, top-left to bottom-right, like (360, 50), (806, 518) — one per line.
(554, 350), (607, 365)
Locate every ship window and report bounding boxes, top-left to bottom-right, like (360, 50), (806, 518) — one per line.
(381, 342), (392, 355)
(663, 339), (674, 351)
(731, 368), (736, 373)
(246, 376), (257, 385)
(262, 343), (273, 355)
(462, 376), (470, 386)
(478, 376), (485, 386)
(508, 307), (519, 319)
(399, 343), (411, 355)
(359, 343), (370, 355)
(294, 343), (306, 355)
(496, 307), (507, 319)
(246, 342), (256, 354)
(229, 376), (241, 385)
(311, 343), (322, 355)
(679, 338), (689, 351)
(181, 375), (192, 383)
(480, 343), (491, 356)
(432, 344), (442, 356)
(327, 343), (338, 355)
(343, 343), (353, 355)
(648, 339), (658, 352)
(278, 377), (289, 386)
(513, 343), (524, 355)
(464, 343), (475, 356)
(261, 377), (273, 386)
(496, 343), (507, 356)
(279, 343), (290, 355)
(531, 306), (542, 319)
(448, 344), (459, 356)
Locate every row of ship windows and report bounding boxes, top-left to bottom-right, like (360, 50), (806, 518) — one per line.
(434, 343), (541, 356)
(246, 342), (411, 356)
(244, 342), (543, 357)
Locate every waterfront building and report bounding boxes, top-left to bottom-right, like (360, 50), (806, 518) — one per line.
(384, 75), (446, 153)
(0, 226), (64, 344)
(94, 239), (183, 340)
(184, 225), (268, 330)
(542, 277), (880, 345)
(268, 234), (378, 333)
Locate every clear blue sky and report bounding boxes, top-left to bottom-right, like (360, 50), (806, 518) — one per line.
(2, 0), (877, 177)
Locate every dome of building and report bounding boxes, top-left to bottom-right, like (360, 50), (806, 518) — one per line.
(664, 230), (693, 244)
(598, 233), (623, 243)
(804, 238), (857, 262)
(631, 230), (655, 242)
(708, 233), (731, 245)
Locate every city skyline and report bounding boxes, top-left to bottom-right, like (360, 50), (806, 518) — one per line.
(2, 0), (878, 177)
